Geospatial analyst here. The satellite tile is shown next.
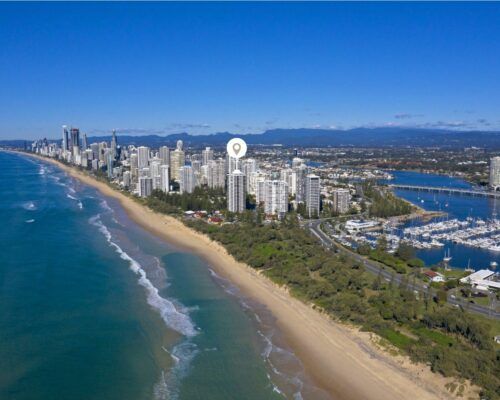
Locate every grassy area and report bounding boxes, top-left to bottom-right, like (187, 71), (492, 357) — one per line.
(413, 326), (455, 347)
(380, 328), (416, 349)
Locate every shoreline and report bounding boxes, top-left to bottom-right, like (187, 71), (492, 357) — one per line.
(17, 152), (472, 400)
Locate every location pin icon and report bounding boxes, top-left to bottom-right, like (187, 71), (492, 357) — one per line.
(233, 143), (241, 156)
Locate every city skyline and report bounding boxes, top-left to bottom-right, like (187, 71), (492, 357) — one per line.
(1, 2), (500, 139)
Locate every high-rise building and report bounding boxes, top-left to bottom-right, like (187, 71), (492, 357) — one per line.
(293, 164), (308, 202)
(489, 157), (500, 191)
(202, 147), (214, 166)
(227, 170), (246, 213)
(160, 165), (170, 193)
(242, 159), (258, 192)
(170, 140), (185, 181)
(90, 143), (99, 160)
(226, 154), (238, 175)
(280, 168), (294, 195)
(130, 153), (138, 180)
(332, 188), (350, 214)
(123, 171), (131, 188)
(292, 157), (304, 169)
(139, 176), (153, 198)
(179, 165), (195, 194)
(137, 146), (150, 169)
(264, 180), (289, 217)
(305, 174), (320, 218)
(70, 128), (80, 160)
(159, 146), (170, 166)
(249, 171), (267, 196)
(150, 158), (162, 189)
(106, 150), (114, 178)
(82, 133), (88, 150)
(110, 130), (117, 159)
(207, 159), (226, 189)
(62, 126), (69, 151)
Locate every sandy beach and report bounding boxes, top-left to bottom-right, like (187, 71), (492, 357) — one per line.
(24, 152), (474, 400)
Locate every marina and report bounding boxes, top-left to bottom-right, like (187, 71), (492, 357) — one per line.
(390, 171), (500, 270)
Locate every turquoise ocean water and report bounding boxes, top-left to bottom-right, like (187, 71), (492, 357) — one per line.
(0, 152), (330, 400)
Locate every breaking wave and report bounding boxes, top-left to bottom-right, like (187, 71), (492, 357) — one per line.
(22, 201), (37, 211)
(89, 214), (197, 338)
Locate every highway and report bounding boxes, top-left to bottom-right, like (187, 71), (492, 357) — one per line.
(305, 219), (500, 320)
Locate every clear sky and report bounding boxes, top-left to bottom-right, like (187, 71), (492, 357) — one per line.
(1, 2), (500, 139)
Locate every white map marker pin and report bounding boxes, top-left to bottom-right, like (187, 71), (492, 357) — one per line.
(227, 138), (247, 159)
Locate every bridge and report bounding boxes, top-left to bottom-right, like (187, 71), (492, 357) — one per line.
(388, 184), (500, 199)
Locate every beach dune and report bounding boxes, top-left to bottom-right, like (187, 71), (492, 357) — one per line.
(30, 153), (462, 400)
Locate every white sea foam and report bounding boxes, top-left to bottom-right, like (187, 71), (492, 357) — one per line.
(100, 199), (113, 213)
(154, 341), (199, 400)
(25, 219), (35, 223)
(39, 165), (46, 175)
(66, 193), (77, 200)
(88, 215), (197, 337)
(22, 201), (37, 211)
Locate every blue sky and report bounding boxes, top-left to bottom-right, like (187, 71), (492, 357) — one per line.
(1, 2), (500, 139)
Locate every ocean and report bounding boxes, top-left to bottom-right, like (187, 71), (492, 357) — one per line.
(0, 152), (329, 400)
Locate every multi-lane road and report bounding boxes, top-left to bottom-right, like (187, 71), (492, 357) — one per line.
(305, 219), (500, 320)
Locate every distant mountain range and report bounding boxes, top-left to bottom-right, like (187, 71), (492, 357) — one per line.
(2, 127), (500, 149)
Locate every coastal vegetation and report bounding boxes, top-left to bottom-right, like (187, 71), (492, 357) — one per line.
(362, 181), (414, 217)
(144, 190), (500, 398)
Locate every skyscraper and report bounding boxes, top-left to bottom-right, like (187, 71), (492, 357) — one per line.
(249, 171), (267, 196)
(179, 165), (195, 194)
(137, 146), (150, 169)
(207, 159), (226, 189)
(489, 157), (500, 191)
(130, 153), (138, 180)
(170, 140), (185, 181)
(227, 170), (246, 213)
(110, 130), (117, 159)
(82, 133), (88, 150)
(150, 158), (162, 189)
(332, 188), (350, 214)
(62, 125), (69, 151)
(242, 159), (258, 192)
(139, 176), (153, 198)
(106, 150), (114, 178)
(160, 165), (170, 193)
(202, 147), (214, 166)
(264, 180), (289, 217)
(305, 174), (320, 218)
(293, 164), (308, 203)
(159, 146), (170, 166)
(70, 127), (80, 160)
(226, 154), (238, 175)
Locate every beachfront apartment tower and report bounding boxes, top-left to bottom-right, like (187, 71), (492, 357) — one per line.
(305, 174), (321, 218)
(110, 130), (117, 159)
(137, 146), (150, 169)
(170, 140), (185, 181)
(139, 176), (153, 198)
(227, 170), (246, 213)
(160, 165), (170, 193)
(490, 157), (500, 191)
(179, 165), (195, 194)
(62, 126), (69, 152)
